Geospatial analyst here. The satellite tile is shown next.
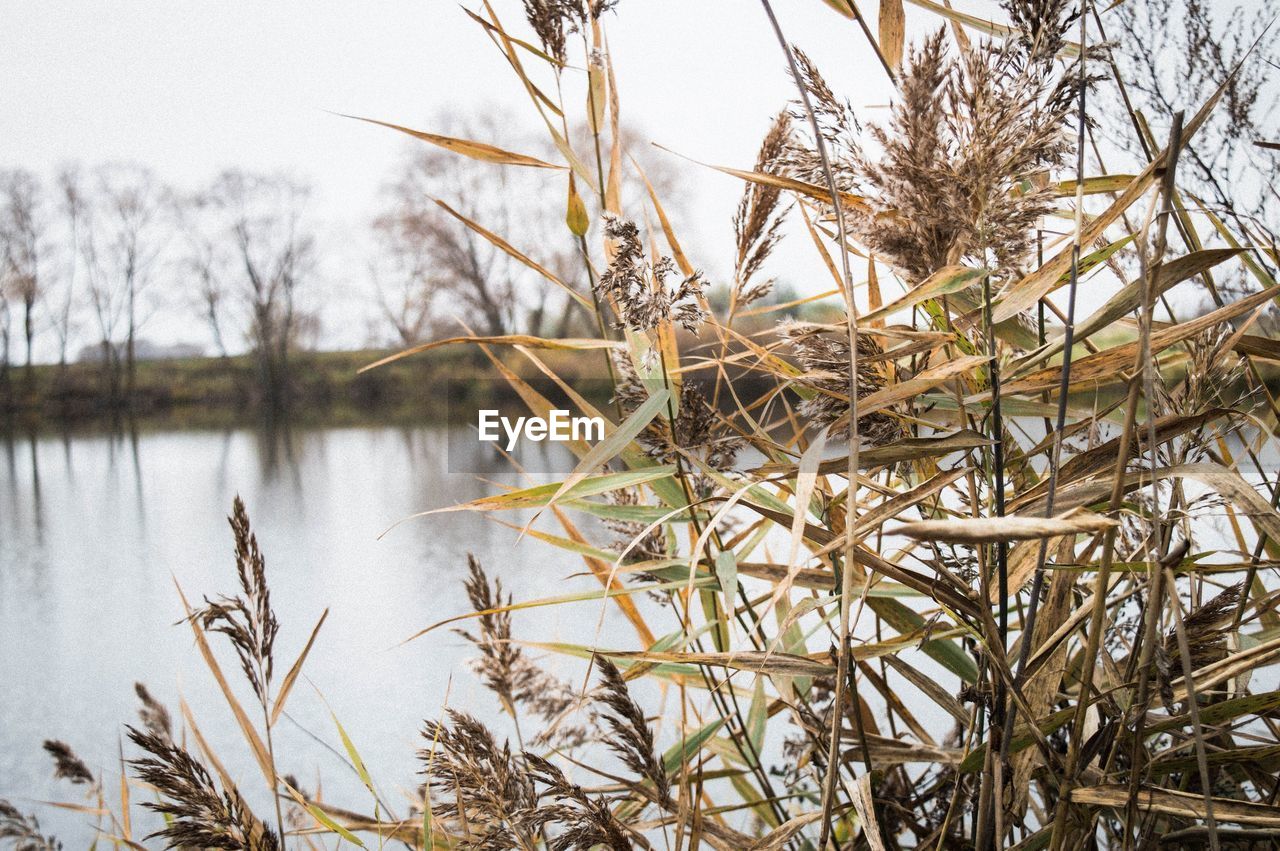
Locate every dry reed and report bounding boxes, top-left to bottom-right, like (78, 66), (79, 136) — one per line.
(6, 1), (1280, 849)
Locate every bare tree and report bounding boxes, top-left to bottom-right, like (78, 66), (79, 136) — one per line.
(0, 279), (11, 404)
(372, 113), (587, 340)
(208, 170), (316, 410)
(79, 163), (167, 404)
(379, 148), (525, 337)
(46, 165), (86, 373)
(0, 168), (45, 387)
(371, 111), (685, 345)
(368, 212), (438, 346)
(173, 191), (232, 359)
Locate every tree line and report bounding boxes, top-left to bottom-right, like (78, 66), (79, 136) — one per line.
(0, 165), (314, 412)
(0, 118), (655, 414)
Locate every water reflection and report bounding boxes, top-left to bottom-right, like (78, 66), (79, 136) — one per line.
(0, 419), (625, 844)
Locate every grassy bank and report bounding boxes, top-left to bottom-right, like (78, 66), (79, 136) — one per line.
(0, 345), (619, 429)
(5, 333), (1272, 433)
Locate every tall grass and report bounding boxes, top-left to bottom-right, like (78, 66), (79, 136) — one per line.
(5, 1), (1280, 849)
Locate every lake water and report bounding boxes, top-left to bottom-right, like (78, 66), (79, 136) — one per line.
(0, 422), (634, 844)
(5, 420), (1275, 846)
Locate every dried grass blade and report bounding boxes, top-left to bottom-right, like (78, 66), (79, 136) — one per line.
(834, 355), (986, 426)
(897, 510), (1117, 543)
(857, 265), (986, 327)
(431, 200), (594, 309)
(1017, 248), (1244, 369)
(1162, 463), (1280, 542)
(654, 143), (867, 212)
(282, 782), (368, 848)
(882, 655), (969, 727)
(270, 607), (328, 726)
(172, 579), (275, 788)
(1171, 634), (1280, 703)
(338, 114), (563, 168)
(412, 466), (677, 516)
(550, 505), (658, 646)
(877, 0), (906, 68)
(177, 696), (235, 793)
(851, 774), (888, 851)
(601, 649), (834, 677)
(522, 388), (670, 532)
(632, 155), (694, 278)
(996, 283), (1280, 396)
(745, 811), (823, 851)
(1068, 785), (1280, 827)
(360, 334), (610, 373)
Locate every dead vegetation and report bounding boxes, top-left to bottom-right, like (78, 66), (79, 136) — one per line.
(5, 0), (1280, 849)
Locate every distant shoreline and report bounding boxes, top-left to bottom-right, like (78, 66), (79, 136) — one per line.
(0, 346), (604, 430)
(3, 339), (1274, 434)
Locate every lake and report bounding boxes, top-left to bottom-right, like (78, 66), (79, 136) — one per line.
(5, 419), (1274, 846)
(0, 421), (634, 844)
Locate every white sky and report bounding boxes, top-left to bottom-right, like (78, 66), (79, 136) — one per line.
(2, 0), (904, 217)
(2, 0), (927, 353)
(10, 0), (1247, 356)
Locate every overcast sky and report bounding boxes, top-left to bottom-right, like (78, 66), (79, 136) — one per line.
(2, 0), (909, 218)
(0, 1), (931, 351)
(12, 0), (1249, 355)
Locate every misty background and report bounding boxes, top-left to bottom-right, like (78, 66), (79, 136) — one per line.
(3, 0), (1274, 377)
(1, 0), (903, 363)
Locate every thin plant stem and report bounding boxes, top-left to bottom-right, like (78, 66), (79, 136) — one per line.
(1002, 0), (1090, 768)
(756, 3), (870, 847)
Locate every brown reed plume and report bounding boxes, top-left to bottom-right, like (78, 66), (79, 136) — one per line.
(126, 727), (279, 851)
(0, 801), (61, 851)
(457, 554), (581, 742)
(1003, 0), (1079, 63)
(420, 710), (540, 851)
(458, 553), (525, 710)
(783, 10), (1083, 287)
(778, 46), (860, 193)
(597, 216), (707, 333)
(522, 0), (619, 65)
(40, 742), (93, 787)
(732, 110), (793, 311)
(190, 496), (279, 704)
(134, 682), (173, 743)
(611, 352), (743, 480)
(780, 320), (900, 445)
(523, 754), (632, 851)
(185, 496), (288, 846)
(1162, 581), (1243, 672)
(602, 486), (669, 566)
(423, 633), (674, 848)
(422, 703), (637, 851)
(590, 657), (668, 808)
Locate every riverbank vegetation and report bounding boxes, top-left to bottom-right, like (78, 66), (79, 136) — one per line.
(4, 0), (1280, 849)
(0, 347), (560, 426)
(0, 120), (695, 415)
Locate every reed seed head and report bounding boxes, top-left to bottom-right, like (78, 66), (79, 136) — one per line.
(126, 727), (279, 851)
(190, 496), (279, 703)
(597, 215), (707, 334)
(40, 741), (93, 787)
(134, 682), (173, 743)
(0, 800), (61, 851)
(591, 656), (669, 807)
(781, 320), (901, 445)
